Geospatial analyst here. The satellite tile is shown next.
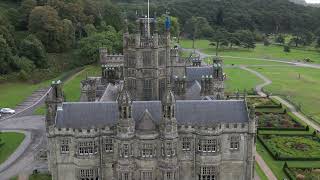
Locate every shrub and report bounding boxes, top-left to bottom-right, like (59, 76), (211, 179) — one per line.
(12, 56), (35, 73)
(284, 45), (291, 52)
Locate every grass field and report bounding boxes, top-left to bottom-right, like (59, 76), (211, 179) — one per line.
(255, 162), (268, 180)
(29, 173), (52, 180)
(180, 39), (320, 63)
(224, 67), (263, 93)
(33, 105), (46, 115)
(63, 65), (100, 102)
(251, 66), (320, 123)
(0, 132), (25, 164)
(0, 82), (48, 108)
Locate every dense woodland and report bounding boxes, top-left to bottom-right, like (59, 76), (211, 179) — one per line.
(1, 0), (320, 82)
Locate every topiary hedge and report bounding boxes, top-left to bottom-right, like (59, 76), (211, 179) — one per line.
(258, 134), (320, 161)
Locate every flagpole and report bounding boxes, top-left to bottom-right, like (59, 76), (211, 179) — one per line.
(147, 0), (150, 37)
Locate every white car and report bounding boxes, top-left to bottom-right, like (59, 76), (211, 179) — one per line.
(0, 108), (16, 114)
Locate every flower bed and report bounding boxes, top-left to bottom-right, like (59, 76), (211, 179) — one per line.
(247, 97), (282, 108)
(284, 167), (320, 180)
(258, 134), (320, 161)
(256, 112), (306, 131)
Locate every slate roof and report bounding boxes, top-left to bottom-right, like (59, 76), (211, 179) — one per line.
(186, 66), (213, 82)
(136, 109), (157, 131)
(56, 100), (249, 128)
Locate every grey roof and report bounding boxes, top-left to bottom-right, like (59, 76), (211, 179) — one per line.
(186, 66), (213, 82)
(185, 81), (201, 100)
(100, 83), (121, 102)
(56, 100), (249, 128)
(136, 109), (157, 131)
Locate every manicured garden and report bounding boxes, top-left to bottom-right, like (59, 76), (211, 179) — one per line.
(0, 132), (25, 164)
(257, 113), (306, 130)
(284, 167), (320, 179)
(258, 135), (320, 160)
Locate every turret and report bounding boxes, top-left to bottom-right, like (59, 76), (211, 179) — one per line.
(160, 83), (178, 138)
(116, 81), (135, 138)
(212, 56), (225, 99)
(80, 78), (96, 102)
(45, 80), (64, 128)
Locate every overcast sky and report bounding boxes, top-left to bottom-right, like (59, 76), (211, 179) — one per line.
(305, 0), (320, 3)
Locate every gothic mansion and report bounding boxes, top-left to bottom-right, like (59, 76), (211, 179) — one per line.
(45, 17), (256, 180)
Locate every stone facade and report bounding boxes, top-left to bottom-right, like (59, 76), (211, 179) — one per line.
(98, 17), (222, 101)
(46, 16), (256, 180)
(46, 84), (256, 180)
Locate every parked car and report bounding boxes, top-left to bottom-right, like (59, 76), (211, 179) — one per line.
(0, 108), (15, 114)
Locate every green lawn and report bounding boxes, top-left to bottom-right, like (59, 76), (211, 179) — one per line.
(251, 66), (320, 124)
(33, 105), (46, 115)
(0, 82), (48, 108)
(0, 132), (25, 164)
(255, 162), (268, 180)
(180, 39), (320, 63)
(63, 65), (100, 102)
(224, 67), (263, 94)
(29, 173), (52, 180)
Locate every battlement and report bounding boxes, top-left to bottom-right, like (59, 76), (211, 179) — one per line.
(99, 48), (124, 65)
(124, 34), (167, 48)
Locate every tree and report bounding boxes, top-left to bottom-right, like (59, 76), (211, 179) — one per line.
(290, 29), (314, 47)
(157, 15), (180, 39)
(12, 56), (36, 74)
(0, 35), (14, 75)
(59, 19), (75, 50)
(216, 8), (224, 26)
(29, 6), (75, 52)
(19, 34), (47, 68)
(275, 34), (285, 44)
(209, 28), (229, 55)
(59, 2), (94, 39)
(78, 26), (122, 63)
(283, 45), (290, 53)
(0, 132), (3, 149)
(184, 16), (212, 48)
(18, 0), (37, 30)
(316, 37), (320, 48)
(236, 30), (256, 49)
(263, 38), (271, 46)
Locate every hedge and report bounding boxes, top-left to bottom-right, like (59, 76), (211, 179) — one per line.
(257, 111), (308, 131)
(257, 134), (320, 161)
(283, 166), (296, 180)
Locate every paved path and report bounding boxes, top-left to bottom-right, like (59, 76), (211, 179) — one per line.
(272, 96), (320, 131)
(0, 116), (47, 180)
(1, 87), (51, 121)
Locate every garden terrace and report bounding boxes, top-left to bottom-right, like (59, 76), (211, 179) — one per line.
(258, 134), (320, 161)
(256, 112), (307, 131)
(284, 166), (320, 180)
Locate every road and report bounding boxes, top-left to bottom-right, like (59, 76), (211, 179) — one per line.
(0, 116), (47, 180)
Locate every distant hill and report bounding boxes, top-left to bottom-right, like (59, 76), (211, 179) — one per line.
(289, 0), (320, 7)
